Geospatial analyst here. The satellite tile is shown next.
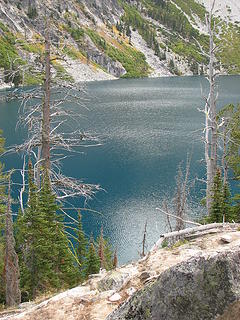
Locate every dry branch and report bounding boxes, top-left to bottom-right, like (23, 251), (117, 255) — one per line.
(156, 207), (201, 227)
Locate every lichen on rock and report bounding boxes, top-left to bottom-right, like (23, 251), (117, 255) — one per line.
(107, 249), (240, 320)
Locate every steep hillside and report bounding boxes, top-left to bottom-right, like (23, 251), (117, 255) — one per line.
(0, 0), (239, 87)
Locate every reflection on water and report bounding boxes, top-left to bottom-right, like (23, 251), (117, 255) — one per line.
(0, 75), (240, 264)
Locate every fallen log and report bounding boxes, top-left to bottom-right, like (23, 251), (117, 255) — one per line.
(151, 223), (240, 250)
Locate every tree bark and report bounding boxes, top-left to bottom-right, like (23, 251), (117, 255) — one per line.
(141, 221), (147, 257)
(205, 1), (218, 215)
(42, 21), (51, 172)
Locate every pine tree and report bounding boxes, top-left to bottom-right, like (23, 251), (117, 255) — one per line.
(228, 104), (240, 218)
(76, 212), (88, 281)
(17, 166), (78, 300)
(5, 174), (21, 306)
(86, 237), (100, 277)
(103, 239), (114, 271)
(97, 228), (114, 271)
(17, 164), (54, 299)
(98, 226), (105, 269)
(0, 131), (6, 304)
(207, 169), (232, 223)
(222, 183), (232, 222)
(113, 250), (118, 269)
(37, 171), (78, 290)
(218, 104), (240, 220)
(209, 169), (224, 223)
(0, 132), (21, 306)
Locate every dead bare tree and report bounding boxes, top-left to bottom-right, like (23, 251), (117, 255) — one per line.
(197, 0), (219, 215)
(4, 173), (21, 307)
(158, 156), (195, 232)
(205, 0), (218, 215)
(42, 19), (51, 172)
(5, 17), (101, 211)
(140, 220), (148, 258)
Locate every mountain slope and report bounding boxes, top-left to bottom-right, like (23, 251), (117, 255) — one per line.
(0, 0), (239, 87)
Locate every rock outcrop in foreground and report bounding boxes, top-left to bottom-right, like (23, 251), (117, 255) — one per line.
(108, 245), (240, 320)
(1, 224), (240, 320)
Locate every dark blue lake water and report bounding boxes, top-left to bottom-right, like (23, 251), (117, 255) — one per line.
(0, 75), (239, 264)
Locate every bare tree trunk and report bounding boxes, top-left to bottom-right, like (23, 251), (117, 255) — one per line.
(5, 174), (21, 307)
(205, 0), (218, 215)
(174, 158), (191, 231)
(141, 220), (147, 257)
(42, 21), (51, 172)
(163, 200), (173, 232)
(98, 226), (105, 269)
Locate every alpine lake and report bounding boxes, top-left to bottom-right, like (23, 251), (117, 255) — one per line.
(0, 75), (239, 264)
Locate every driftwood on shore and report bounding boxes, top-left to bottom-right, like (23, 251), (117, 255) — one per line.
(151, 223), (240, 250)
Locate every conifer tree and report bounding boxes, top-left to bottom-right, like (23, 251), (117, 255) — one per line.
(17, 163), (54, 299)
(208, 169), (232, 223)
(97, 227), (114, 271)
(0, 132), (21, 306)
(209, 169), (223, 223)
(37, 171), (78, 289)
(103, 240), (114, 271)
(76, 212), (88, 281)
(86, 237), (100, 277)
(98, 226), (105, 269)
(17, 166), (78, 300)
(5, 174), (21, 306)
(113, 250), (118, 269)
(222, 183), (232, 222)
(0, 131), (6, 304)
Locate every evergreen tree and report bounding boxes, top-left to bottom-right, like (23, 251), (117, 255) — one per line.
(17, 166), (78, 300)
(113, 250), (118, 269)
(37, 171), (78, 290)
(103, 239), (114, 271)
(207, 169), (232, 223)
(97, 227), (114, 271)
(0, 131), (6, 304)
(17, 164), (54, 299)
(228, 104), (240, 217)
(209, 169), (224, 223)
(126, 25), (131, 38)
(98, 226), (105, 269)
(222, 183), (233, 222)
(5, 174), (21, 306)
(218, 104), (240, 220)
(76, 212), (88, 281)
(86, 237), (100, 276)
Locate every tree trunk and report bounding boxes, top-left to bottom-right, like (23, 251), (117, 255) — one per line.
(42, 21), (51, 172)
(5, 174), (21, 307)
(205, 1), (218, 215)
(141, 221), (147, 257)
